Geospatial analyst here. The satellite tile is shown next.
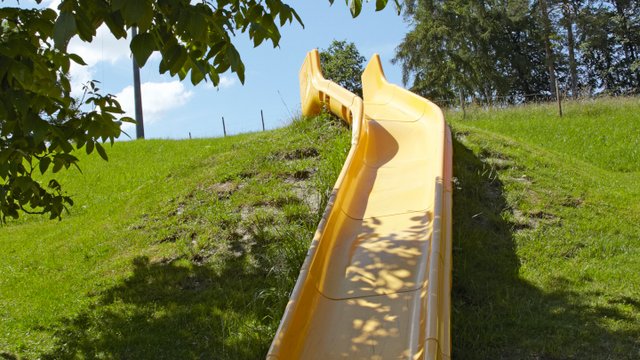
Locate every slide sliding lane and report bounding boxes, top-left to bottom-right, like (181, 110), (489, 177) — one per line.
(268, 50), (452, 360)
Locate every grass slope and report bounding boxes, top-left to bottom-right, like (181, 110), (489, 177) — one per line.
(448, 97), (640, 359)
(0, 114), (350, 359)
(2, 97), (638, 359)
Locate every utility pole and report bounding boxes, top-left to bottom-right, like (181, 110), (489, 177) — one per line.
(132, 27), (145, 139)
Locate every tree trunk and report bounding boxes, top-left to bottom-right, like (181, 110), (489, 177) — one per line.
(563, 0), (578, 98)
(539, 0), (557, 98)
(613, 0), (640, 89)
(613, 0), (632, 61)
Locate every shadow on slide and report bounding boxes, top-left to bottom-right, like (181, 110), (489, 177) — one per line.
(268, 50), (453, 359)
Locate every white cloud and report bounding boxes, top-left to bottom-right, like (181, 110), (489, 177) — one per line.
(114, 81), (193, 126)
(68, 25), (131, 65)
(44, 0), (132, 97)
(46, 0), (129, 65)
(204, 75), (238, 90)
(148, 51), (162, 62)
(45, 0), (61, 11)
(64, 26), (130, 98)
(68, 62), (93, 98)
(218, 75), (237, 88)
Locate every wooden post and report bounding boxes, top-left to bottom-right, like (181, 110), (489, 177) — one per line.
(261, 110), (265, 131)
(222, 116), (227, 137)
(459, 89), (466, 119)
(555, 78), (563, 117)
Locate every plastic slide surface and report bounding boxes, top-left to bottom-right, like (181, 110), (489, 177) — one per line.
(268, 50), (453, 359)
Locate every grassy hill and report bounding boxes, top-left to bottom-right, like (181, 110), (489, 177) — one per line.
(1, 97), (638, 359)
(448, 97), (640, 359)
(0, 114), (350, 359)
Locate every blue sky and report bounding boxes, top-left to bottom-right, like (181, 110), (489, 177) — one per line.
(19, 1), (410, 139)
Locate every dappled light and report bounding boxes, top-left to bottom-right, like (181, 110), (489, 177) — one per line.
(268, 50), (452, 359)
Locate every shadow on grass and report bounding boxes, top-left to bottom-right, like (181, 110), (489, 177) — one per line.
(42, 252), (288, 360)
(39, 135), (638, 359)
(451, 137), (639, 359)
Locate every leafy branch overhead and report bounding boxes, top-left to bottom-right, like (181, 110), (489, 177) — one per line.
(0, 0), (394, 222)
(51, 0), (304, 85)
(0, 6), (128, 221)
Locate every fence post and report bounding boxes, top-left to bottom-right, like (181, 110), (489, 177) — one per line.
(459, 89), (466, 119)
(261, 110), (265, 131)
(222, 116), (227, 137)
(555, 78), (563, 117)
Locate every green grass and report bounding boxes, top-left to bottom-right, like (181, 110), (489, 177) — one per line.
(0, 114), (350, 359)
(2, 97), (639, 359)
(448, 97), (640, 359)
(457, 97), (640, 172)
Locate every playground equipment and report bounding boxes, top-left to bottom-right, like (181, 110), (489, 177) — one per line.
(268, 50), (453, 359)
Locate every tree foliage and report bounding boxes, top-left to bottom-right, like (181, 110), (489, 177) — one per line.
(320, 40), (366, 95)
(394, 0), (640, 104)
(0, 5), (128, 221)
(0, 0), (394, 221)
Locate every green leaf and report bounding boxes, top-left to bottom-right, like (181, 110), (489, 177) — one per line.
(48, 179), (61, 191)
(101, 106), (125, 114)
(205, 41), (226, 61)
(286, 6), (304, 27)
(111, 0), (127, 11)
(207, 68), (220, 86)
(178, 67), (188, 81)
(130, 32), (155, 67)
(187, 12), (208, 42)
(95, 142), (108, 161)
(225, 45), (241, 71)
(292, 10), (304, 27)
(104, 12), (127, 39)
(52, 159), (63, 173)
(137, 2), (154, 30)
(10, 61), (34, 86)
(375, 0), (387, 11)
(39, 157), (51, 174)
(349, 0), (362, 17)
(75, 14), (96, 41)
(121, 1), (146, 25)
(53, 11), (76, 50)
(68, 53), (87, 66)
(167, 45), (188, 76)
(225, 45), (245, 83)
(86, 140), (94, 155)
(190, 60), (206, 85)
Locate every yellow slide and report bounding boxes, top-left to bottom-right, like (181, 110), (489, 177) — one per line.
(268, 50), (453, 359)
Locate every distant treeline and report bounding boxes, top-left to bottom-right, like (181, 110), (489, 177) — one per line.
(394, 0), (640, 104)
